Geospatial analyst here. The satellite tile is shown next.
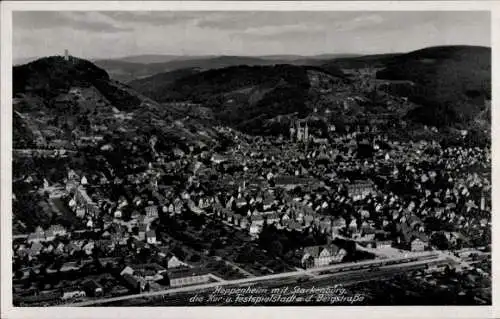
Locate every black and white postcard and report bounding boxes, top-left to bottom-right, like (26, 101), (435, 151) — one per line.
(1, 1), (498, 319)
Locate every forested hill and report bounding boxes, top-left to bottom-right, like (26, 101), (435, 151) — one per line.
(375, 45), (491, 128)
(129, 64), (351, 133)
(12, 56), (223, 151)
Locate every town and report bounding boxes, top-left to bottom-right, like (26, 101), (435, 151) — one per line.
(12, 114), (491, 306)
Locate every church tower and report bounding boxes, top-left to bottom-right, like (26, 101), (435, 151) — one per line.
(296, 121), (303, 142)
(304, 122), (309, 141)
(289, 122), (296, 141)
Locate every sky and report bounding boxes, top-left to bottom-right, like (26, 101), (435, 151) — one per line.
(12, 11), (491, 62)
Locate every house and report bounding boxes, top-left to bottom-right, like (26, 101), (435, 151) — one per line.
(76, 207), (86, 218)
(28, 242), (43, 257)
(167, 255), (187, 269)
(173, 198), (184, 214)
(279, 213), (291, 229)
(114, 209), (123, 219)
(61, 287), (86, 300)
(262, 197), (274, 211)
(122, 273), (147, 293)
(211, 154), (227, 164)
(86, 218), (94, 229)
(54, 242), (65, 255)
(146, 230), (157, 244)
(101, 230), (111, 239)
(82, 241), (95, 255)
(249, 215), (265, 227)
(47, 224), (67, 237)
(212, 202), (224, 216)
(301, 244), (347, 268)
(131, 210), (141, 220)
(44, 230), (54, 242)
(167, 203), (175, 214)
(248, 215), (264, 235)
(44, 243), (55, 253)
(239, 216), (248, 229)
(225, 211), (235, 223)
(410, 238), (426, 252)
(236, 198), (247, 208)
(347, 180), (375, 200)
(265, 213), (280, 225)
(120, 265), (135, 277)
(137, 215), (146, 225)
(173, 148), (185, 158)
(27, 226), (46, 243)
(138, 224), (147, 240)
(248, 222), (262, 235)
(83, 280), (104, 297)
(317, 218), (332, 234)
(167, 267), (211, 288)
(377, 239), (393, 249)
(132, 263), (167, 282)
(332, 217), (346, 234)
(145, 205), (158, 219)
(348, 219), (358, 233)
(359, 226), (376, 241)
(302, 214), (314, 227)
(285, 220), (302, 232)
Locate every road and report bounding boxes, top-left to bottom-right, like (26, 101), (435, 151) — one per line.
(70, 251), (441, 307)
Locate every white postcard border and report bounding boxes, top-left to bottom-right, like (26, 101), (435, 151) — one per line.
(1, 1), (498, 319)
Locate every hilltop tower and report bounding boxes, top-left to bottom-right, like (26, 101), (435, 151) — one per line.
(64, 49), (69, 61)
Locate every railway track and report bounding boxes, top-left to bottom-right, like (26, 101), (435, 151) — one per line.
(71, 252), (442, 307)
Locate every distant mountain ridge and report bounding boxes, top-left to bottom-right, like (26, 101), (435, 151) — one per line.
(93, 54), (361, 82)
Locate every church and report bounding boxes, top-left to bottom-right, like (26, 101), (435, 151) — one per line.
(289, 120), (309, 142)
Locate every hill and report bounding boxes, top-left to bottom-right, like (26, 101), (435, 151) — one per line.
(130, 63), (353, 134)
(13, 56), (222, 152)
(375, 45), (491, 128)
(127, 67), (203, 97)
(321, 53), (402, 71)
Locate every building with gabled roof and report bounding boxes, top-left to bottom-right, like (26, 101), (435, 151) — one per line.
(145, 205), (159, 219)
(301, 244), (347, 268)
